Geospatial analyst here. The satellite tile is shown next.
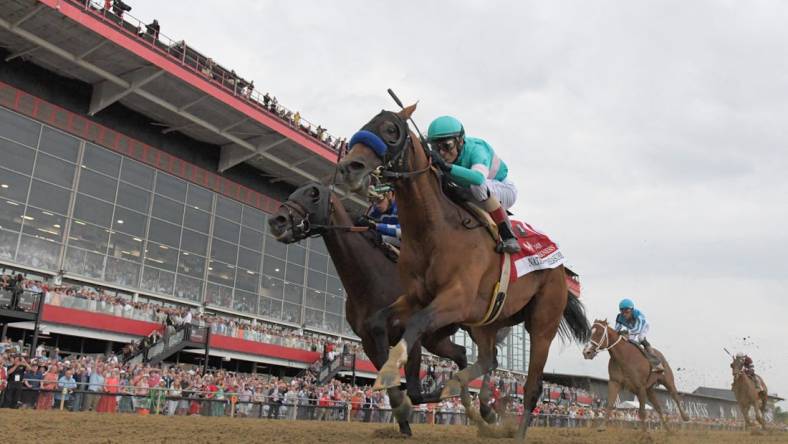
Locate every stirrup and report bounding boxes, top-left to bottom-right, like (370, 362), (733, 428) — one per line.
(496, 238), (521, 254)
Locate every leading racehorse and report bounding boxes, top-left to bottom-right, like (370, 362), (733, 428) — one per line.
(582, 319), (690, 430)
(338, 105), (590, 442)
(268, 182), (468, 436)
(730, 354), (768, 430)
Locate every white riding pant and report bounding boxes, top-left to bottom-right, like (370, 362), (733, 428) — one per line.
(470, 178), (518, 210)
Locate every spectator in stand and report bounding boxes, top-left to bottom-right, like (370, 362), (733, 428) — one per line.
(84, 364), (105, 412)
(36, 364), (58, 410)
(97, 369), (119, 413)
(245, 80), (255, 99)
(2, 355), (27, 408)
(143, 19), (160, 42)
(111, 0), (132, 20)
(56, 369), (77, 410)
(293, 111), (301, 129)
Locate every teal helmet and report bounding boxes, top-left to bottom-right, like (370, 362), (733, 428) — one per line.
(427, 116), (465, 141)
(618, 298), (635, 311)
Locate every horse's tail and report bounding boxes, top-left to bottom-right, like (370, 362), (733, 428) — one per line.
(558, 292), (591, 344)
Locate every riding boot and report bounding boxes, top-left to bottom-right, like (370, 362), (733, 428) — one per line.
(644, 346), (665, 373)
(495, 215), (522, 254)
(480, 196), (521, 254)
(752, 375), (763, 393)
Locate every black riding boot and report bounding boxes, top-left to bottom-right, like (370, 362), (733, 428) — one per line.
(496, 215), (521, 254)
(644, 346), (665, 372)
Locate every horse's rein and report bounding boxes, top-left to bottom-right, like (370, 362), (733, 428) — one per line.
(589, 322), (624, 353)
(376, 129), (433, 181)
(279, 200), (368, 238)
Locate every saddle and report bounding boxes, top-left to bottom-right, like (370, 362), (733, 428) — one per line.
(441, 178), (499, 242)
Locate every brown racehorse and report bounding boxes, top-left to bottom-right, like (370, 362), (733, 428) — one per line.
(268, 182), (468, 436)
(582, 320), (690, 430)
(338, 105), (590, 442)
(730, 354), (768, 430)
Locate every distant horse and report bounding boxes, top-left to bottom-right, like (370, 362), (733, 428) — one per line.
(338, 105), (590, 442)
(730, 354), (768, 430)
(268, 183), (467, 436)
(582, 320), (689, 430)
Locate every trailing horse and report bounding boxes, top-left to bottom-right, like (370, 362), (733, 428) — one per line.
(582, 319), (690, 431)
(267, 182), (468, 436)
(338, 105), (590, 442)
(730, 354), (768, 430)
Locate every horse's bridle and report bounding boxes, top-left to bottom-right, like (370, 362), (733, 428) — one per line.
(277, 194), (367, 241)
(365, 112), (433, 183)
(587, 322), (624, 355)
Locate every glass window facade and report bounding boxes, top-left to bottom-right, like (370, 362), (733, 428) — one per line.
(0, 106), (528, 372)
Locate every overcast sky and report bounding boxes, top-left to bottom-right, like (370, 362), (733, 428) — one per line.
(128, 0), (787, 405)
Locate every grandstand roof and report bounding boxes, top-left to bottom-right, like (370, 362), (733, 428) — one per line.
(0, 0), (365, 207)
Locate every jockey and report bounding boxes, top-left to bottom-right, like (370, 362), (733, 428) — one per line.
(366, 186), (401, 248)
(427, 116), (521, 254)
(615, 298), (664, 372)
(742, 354), (764, 392)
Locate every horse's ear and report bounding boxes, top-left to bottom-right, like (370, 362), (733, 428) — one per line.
(399, 102), (418, 120)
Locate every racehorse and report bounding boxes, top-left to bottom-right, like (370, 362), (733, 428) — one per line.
(268, 182), (469, 436)
(338, 105), (590, 442)
(730, 354), (768, 430)
(582, 319), (690, 431)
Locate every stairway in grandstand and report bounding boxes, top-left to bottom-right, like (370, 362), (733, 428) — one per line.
(124, 325), (210, 366)
(315, 352), (357, 385)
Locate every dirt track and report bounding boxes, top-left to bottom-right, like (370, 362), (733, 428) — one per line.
(0, 410), (785, 444)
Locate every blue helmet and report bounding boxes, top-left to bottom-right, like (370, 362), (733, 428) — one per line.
(618, 298), (635, 311)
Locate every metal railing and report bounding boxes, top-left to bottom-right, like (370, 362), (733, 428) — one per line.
(6, 384), (753, 432)
(63, 0), (345, 152)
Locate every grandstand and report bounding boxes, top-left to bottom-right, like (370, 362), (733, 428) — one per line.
(0, 0), (548, 381)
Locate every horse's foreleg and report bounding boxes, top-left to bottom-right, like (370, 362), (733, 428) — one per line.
(753, 402), (767, 430)
(477, 373), (499, 425)
(600, 380), (621, 431)
(369, 295), (417, 391)
(418, 335), (469, 403)
(440, 327), (498, 400)
(387, 388), (413, 436)
(403, 343), (427, 404)
(375, 299), (464, 391)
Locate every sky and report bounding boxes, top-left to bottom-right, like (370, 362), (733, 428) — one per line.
(126, 0), (787, 405)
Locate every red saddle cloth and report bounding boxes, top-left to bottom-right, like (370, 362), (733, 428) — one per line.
(504, 220), (565, 283)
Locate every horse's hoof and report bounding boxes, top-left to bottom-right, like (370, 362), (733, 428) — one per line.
(597, 427), (607, 432)
(374, 366), (401, 391)
(440, 379), (462, 399)
(398, 422), (413, 437)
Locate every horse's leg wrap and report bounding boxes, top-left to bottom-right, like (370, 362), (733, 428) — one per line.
(373, 339), (408, 391)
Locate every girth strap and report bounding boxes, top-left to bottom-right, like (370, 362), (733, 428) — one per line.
(466, 252), (512, 327)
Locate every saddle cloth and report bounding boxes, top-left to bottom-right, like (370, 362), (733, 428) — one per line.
(504, 220), (565, 282)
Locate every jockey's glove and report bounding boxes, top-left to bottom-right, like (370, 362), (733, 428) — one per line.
(429, 150), (452, 172)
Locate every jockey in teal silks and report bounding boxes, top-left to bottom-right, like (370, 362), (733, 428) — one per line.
(615, 298), (664, 372)
(427, 116), (520, 253)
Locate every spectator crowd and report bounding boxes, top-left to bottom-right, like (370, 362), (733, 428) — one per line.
(79, 0), (347, 153)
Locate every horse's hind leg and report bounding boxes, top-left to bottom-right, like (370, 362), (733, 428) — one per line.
(662, 373), (690, 421)
(646, 388), (670, 431)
